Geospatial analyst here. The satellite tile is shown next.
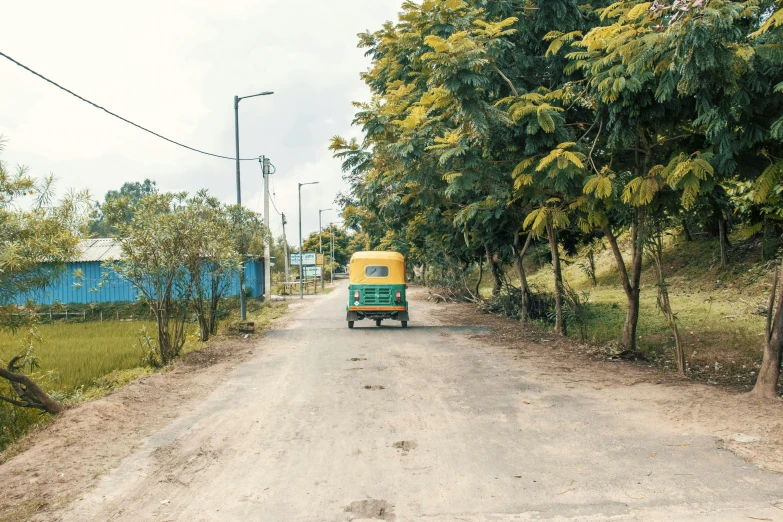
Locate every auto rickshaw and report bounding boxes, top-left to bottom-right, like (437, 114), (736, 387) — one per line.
(346, 251), (409, 329)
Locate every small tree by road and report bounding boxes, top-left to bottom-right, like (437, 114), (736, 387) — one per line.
(105, 193), (192, 365)
(105, 192), (268, 360)
(0, 139), (90, 414)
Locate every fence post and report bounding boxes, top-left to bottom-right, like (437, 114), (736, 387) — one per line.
(100, 311), (103, 322)
(49, 311), (52, 321)
(116, 311), (119, 320)
(65, 310), (69, 320)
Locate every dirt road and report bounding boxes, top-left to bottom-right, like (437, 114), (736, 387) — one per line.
(56, 283), (783, 521)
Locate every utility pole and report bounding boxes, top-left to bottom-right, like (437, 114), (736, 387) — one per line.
(281, 213), (289, 284)
(260, 156), (272, 304)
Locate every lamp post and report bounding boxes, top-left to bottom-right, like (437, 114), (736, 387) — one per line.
(234, 90), (273, 321)
(298, 182), (319, 299)
(318, 208), (333, 289)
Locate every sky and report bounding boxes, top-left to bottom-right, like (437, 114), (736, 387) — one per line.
(0, 0), (402, 241)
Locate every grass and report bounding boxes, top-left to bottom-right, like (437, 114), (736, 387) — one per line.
(0, 322), (152, 392)
(474, 233), (775, 387)
(0, 298), (290, 453)
(0, 321), (154, 451)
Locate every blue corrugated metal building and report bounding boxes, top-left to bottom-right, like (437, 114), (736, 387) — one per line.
(23, 239), (265, 305)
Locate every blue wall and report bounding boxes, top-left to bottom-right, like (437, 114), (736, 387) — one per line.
(21, 260), (264, 305)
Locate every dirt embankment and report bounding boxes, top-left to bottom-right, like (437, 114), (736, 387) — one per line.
(0, 303), (304, 522)
(428, 292), (783, 475)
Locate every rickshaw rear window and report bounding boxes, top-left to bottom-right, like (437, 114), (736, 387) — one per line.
(365, 266), (389, 277)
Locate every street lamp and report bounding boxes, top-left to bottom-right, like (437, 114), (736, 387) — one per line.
(234, 91), (273, 205)
(318, 208), (333, 290)
(234, 90), (273, 321)
(298, 182), (319, 299)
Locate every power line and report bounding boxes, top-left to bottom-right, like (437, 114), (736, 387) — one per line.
(269, 186), (283, 216)
(0, 50), (260, 162)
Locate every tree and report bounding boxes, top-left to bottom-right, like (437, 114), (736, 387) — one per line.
(748, 0), (783, 398)
(105, 192), (268, 360)
(104, 193), (192, 365)
(226, 204), (267, 302)
(302, 225), (354, 272)
(335, 0), (783, 394)
(0, 139), (90, 413)
(181, 192), (242, 342)
(90, 179), (157, 237)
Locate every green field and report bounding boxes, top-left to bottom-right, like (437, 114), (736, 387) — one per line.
(0, 301), (289, 454)
(0, 321), (152, 392)
(0, 321), (155, 452)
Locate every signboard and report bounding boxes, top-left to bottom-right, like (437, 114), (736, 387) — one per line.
(290, 253), (316, 266)
(303, 266), (323, 278)
(316, 254), (325, 266)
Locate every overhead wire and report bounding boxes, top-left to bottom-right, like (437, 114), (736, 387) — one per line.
(0, 50), (261, 161)
(269, 177), (283, 216)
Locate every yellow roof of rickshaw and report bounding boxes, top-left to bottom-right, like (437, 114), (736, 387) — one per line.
(349, 251), (406, 285)
(350, 251), (405, 262)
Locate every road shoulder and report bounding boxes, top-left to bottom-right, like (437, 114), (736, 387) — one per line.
(422, 290), (783, 475)
(0, 300), (309, 522)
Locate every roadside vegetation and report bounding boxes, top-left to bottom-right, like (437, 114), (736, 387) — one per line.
(0, 298), (285, 454)
(470, 232), (773, 389)
(0, 145), (281, 451)
(331, 0), (783, 397)
(0, 321), (152, 451)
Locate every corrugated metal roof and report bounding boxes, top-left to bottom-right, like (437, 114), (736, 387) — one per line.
(74, 238), (124, 262)
(73, 238), (266, 262)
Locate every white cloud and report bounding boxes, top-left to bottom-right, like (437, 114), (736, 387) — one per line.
(0, 0), (399, 236)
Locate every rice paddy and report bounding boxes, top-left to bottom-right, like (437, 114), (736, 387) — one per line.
(0, 321), (152, 392)
(0, 320), (155, 452)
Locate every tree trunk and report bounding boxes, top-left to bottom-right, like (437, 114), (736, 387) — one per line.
(197, 312), (209, 342)
(587, 248), (597, 287)
(652, 236), (685, 375)
(486, 244), (502, 297)
(682, 219), (693, 242)
(750, 258), (783, 399)
(0, 357), (64, 414)
(604, 222), (643, 350)
(513, 232), (533, 322)
(547, 221), (566, 336)
(474, 258), (484, 299)
(208, 276), (223, 336)
(422, 262), (429, 288)
(718, 213), (728, 268)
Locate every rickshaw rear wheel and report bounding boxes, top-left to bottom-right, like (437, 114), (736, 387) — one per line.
(375, 319), (382, 327)
(348, 321), (355, 329)
(401, 321), (408, 328)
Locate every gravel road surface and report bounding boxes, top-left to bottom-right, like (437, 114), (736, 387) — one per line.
(60, 282), (783, 521)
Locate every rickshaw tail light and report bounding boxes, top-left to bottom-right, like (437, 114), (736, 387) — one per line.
(354, 290), (360, 301)
(396, 290), (401, 301)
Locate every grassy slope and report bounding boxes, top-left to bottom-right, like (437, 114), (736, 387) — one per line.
(483, 233), (776, 388)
